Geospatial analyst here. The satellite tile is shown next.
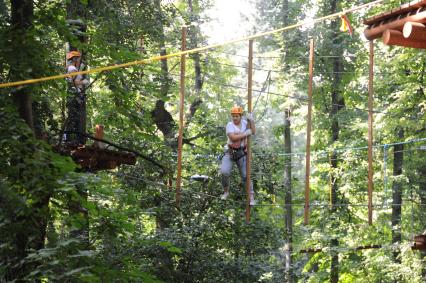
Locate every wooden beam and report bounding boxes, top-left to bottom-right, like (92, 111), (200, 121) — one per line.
(364, 10), (426, 40)
(246, 39), (253, 224)
(364, 0), (426, 25)
(304, 38), (314, 225)
(368, 41), (374, 225)
(403, 21), (426, 40)
(176, 26), (187, 207)
(383, 29), (426, 49)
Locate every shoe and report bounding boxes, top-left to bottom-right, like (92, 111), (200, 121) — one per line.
(220, 191), (229, 200)
(250, 195), (256, 206)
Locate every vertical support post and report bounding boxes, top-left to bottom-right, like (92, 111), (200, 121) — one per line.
(304, 38), (314, 225)
(94, 124), (105, 149)
(95, 125), (104, 140)
(246, 39), (254, 224)
(368, 40), (375, 225)
(176, 26), (187, 207)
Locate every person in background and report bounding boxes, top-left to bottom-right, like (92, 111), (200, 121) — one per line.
(65, 51), (89, 145)
(220, 106), (256, 205)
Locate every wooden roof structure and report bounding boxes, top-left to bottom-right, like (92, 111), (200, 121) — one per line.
(364, 0), (426, 48)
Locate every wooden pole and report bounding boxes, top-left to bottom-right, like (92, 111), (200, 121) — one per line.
(94, 124), (105, 149)
(304, 38), (314, 225)
(368, 40), (374, 225)
(176, 26), (187, 207)
(246, 39), (254, 224)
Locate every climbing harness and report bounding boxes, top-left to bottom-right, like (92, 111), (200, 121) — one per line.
(228, 145), (247, 162)
(63, 59), (88, 145)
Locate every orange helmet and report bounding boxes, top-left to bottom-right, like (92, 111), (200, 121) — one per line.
(230, 106), (243, 115)
(66, 51), (81, 60)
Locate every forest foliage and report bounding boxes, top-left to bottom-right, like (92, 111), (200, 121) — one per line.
(0, 0), (425, 282)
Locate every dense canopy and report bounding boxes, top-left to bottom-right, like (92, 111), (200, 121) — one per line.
(1, 0), (425, 282)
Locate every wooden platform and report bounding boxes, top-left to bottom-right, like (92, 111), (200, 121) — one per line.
(412, 234), (426, 251)
(57, 144), (136, 171)
(364, 0), (426, 48)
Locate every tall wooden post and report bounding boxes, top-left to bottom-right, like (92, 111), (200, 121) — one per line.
(304, 38), (315, 225)
(176, 26), (187, 207)
(367, 40), (374, 225)
(94, 124), (105, 149)
(246, 39), (254, 223)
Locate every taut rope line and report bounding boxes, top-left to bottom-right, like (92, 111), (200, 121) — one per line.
(0, 0), (384, 89)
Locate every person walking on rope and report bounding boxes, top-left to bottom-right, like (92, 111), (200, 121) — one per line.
(220, 106), (256, 205)
(65, 50), (89, 145)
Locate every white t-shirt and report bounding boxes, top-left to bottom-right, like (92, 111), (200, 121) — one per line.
(226, 119), (248, 148)
(66, 65), (83, 87)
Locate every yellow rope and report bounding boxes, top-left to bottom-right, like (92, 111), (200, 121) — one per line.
(0, 0), (384, 89)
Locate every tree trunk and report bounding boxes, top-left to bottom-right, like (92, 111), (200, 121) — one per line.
(187, 0), (203, 122)
(65, 0), (88, 146)
(328, 1), (343, 282)
(66, 0), (89, 248)
(418, 164), (426, 278)
(330, 148), (339, 283)
(280, 2), (294, 281)
(187, 0), (203, 93)
(152, 0), (176, 150)
(391, 128), (404, 264)
(283, 109), (293, 283)
(151, 0), (175, 233)
(6, 2), (52, 281)
(415, 66), (426, 279)
(10, 0), (34, 132)
(329, 64), (342, 283)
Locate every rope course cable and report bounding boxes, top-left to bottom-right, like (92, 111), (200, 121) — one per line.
(204, 61), (426, 82)
(172, 138), (426, 159)
(252, 203), (426, 208)
(112, 168), (422, 255)
(170, 67), (421, 108)
(217, 49), (424, 65)
(114, 171), (426, 209)
(210, 61), (426, 76)
(0, 0), (385, 89)
(164, 70), (421, 121)
(166, 71), (309, 101)
(96, 169), (413, 255)
(6, 0), (422, 265)
(382, 144), (389, 207)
